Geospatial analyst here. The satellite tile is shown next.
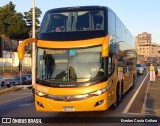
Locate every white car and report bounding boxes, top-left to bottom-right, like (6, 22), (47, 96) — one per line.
(136, 64), (145, 75)
(0, 76), (5, 87)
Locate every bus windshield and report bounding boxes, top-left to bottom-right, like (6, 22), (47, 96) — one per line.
(37, 46), (105, 87)
(39, 10), (104, 33)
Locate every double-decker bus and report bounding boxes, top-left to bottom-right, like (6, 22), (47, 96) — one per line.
(18, 6), (137, 112)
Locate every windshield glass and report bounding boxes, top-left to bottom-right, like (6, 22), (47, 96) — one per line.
(37, 46), (105, 86)
(39, 10), (104, 33)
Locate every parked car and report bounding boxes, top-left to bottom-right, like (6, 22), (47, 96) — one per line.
(4, 78), (13, 87)
(136, 64), (145, 75)
(7, 76), (20, 88)
(22, 74), (31, 78)
(7, 75), (32, 88)
(0, 76), (5, 87)
(22, 74), (32, 84)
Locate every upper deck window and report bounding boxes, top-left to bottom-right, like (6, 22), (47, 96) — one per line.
(39, 10), (104, 33)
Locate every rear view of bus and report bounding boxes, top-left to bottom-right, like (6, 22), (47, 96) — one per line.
(18, 6), (136, 112)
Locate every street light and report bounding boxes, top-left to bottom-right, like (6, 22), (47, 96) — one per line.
(32, 0), (36, 87)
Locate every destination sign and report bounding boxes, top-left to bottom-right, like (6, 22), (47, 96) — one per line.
(45, 50), (67, 55)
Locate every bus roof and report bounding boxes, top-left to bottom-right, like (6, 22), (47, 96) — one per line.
(46, 6), (110, 13)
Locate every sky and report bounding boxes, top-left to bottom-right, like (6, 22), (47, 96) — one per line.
(1, 0), (160, 43)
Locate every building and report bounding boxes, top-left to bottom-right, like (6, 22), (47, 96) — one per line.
(136, 32), (151, 45)
(136, 32), (160, 62)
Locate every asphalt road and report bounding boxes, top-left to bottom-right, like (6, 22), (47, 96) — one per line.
(0, 70), (159, 126)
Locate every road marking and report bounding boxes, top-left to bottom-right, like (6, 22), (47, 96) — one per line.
(125, 112), (146, 116)
(126, 112), (159, 116)
(19, 103), (34, 107)
(123, 70), (149, 113)
(7, 93), (32, 95)
(0, 95), (32, 105)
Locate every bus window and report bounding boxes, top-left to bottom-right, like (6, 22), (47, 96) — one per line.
(77, 11), (104, 31)
(39, 10), (104, 33)
(108, 52), (115, 77)
(108, 57), (112, 75)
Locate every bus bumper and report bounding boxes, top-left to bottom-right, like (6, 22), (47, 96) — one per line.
(35, 92), (110, 112)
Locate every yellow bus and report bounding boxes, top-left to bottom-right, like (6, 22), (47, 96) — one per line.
(18, 6), (137, 112)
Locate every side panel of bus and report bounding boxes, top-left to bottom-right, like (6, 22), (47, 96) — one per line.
(107, 9), (136, 97)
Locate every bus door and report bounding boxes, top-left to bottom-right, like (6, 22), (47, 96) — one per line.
(108, 52), (116, 105)
(122, 57), (132, 92)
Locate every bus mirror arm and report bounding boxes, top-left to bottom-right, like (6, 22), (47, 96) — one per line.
(17, 38), (37, 60)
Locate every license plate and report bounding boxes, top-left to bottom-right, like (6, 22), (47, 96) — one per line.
(63, 106), (75, 111)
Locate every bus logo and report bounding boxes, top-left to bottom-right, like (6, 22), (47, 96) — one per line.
(64, 96), (71, 102)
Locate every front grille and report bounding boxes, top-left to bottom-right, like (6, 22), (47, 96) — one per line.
(44, 94), (92, 102)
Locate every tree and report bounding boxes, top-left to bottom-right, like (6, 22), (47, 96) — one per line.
(7, 12), (29, 40)
(0, 1), (29, 51)
(0, 2), (29, 39)
(24, 7), (42, 30)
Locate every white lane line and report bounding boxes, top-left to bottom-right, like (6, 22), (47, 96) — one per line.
(19, 103), (34, 107)
(123, 70), (149, 113)
(0, 95), (32, 105)
(7, 93), (32, 95)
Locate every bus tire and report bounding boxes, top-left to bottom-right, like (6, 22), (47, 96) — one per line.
(131, 75), (135, 89)
(1, 81), (4, 87)
(113, 83), (121, 109)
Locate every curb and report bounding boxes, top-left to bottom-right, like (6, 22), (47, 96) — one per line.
(142, 107), (160, 116)
(141, 81), (150, 114)
(141, 78), (160, 116)
(0, 85), (32, 95)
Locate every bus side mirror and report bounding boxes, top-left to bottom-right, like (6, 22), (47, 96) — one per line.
(102, 35), (109, 57)
(17, 38), (37, 60)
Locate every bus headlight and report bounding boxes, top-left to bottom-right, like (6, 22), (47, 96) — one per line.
(89, 82), (113, 96)
(89, 90), (102, 96)
(89, 87), (108, 96)
(35, 90), (48, 97)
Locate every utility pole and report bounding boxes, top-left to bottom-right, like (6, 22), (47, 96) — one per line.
(32, 0), (36, 88)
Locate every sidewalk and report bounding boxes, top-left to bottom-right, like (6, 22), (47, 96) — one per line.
(0, 85), (32, 95)
(142, 75), (160, 115)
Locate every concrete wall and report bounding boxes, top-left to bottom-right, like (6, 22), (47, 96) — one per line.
(0, 51), (31, 67)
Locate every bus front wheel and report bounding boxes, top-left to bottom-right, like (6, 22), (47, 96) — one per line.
(113, 84), (121, 109)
